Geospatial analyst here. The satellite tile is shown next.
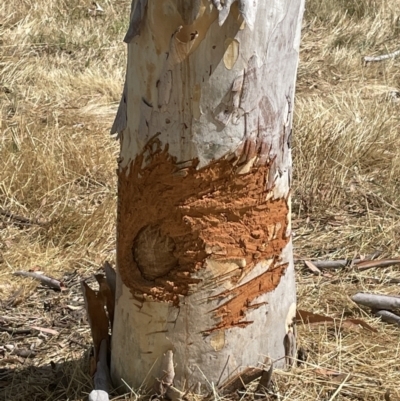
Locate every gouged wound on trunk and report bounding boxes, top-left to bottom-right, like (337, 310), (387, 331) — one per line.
(117, 138), (290, 307)
(205, 261), (288, 333)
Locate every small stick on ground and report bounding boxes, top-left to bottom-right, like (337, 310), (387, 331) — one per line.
(298, 252), (382, 270)
(13, 271), (66, 291)
(352, 293), (400, 311)
(364, 49), (400, 63)
(0, 326), (32, 335)
(304, 260), (322, 275)
(356, 259), (400, 272)
(302, 259), (361, 269)
(0, 208), (45, 227)
(374, 310), (400, 326)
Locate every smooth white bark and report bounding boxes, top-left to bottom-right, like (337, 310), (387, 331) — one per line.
(111, 0), (304, 393)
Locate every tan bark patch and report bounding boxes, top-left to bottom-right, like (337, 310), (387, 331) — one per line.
(223, 38), (240, 69)
(117, 136), (289, 306)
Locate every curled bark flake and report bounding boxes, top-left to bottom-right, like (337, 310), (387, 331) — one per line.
(124, 0), (148, 44)
(219, 367), (264, 394)
(138, 98), (154, 141)
(296, 309), (377, 332)
(257, 363), (273, 391)
(81, 281), (109, 364)
(213, 74), (244, 127)
(215, 0), (258, 30)
(237, 0), (258, 30)
(111, 82), (127, 136)
(95, 274), (115, 329)
(103, 261), (116, 299)
(216, 0), (235, 27)
(154, 350), (175, 396)
(167, 26), (199, 67)
(211, 0), (223, 11)
(157, 70), (173, 108)
(177, 0), (202, 25)
(284, 330), (296, 368)
(232, 56), (279, 168)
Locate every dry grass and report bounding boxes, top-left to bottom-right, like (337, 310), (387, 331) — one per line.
(1, 0), (400, 400)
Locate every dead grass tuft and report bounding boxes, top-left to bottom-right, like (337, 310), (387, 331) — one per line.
(1, 0), (400, 400)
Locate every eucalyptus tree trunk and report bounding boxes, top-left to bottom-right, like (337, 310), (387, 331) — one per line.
(110, 0), (304, 395)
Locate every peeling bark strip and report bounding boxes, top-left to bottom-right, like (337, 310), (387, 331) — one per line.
(124, 0), (148, 44)
(207, 261), (288, 332)
(110, 83), (127, 136)
(117, 137), (290, 307)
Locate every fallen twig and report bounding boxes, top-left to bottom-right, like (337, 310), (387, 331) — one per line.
(13, 271), (66, 291)
(352, 293), (400, 311)
(356, 259), (400, 272)
(307, 259), (360, 269)
(374, 310), (400, 326)
(0, 208), (44, 227)
(364, 49), (400, 63)
(299, 251), (382, 270)
(327, 373), (351, 401)
(11, 349), (37, 358)
(30, 326), (59, 336)
(0, 326), (32, 334)
(304, 260), (322, 275)
(363, 277), (400, 285)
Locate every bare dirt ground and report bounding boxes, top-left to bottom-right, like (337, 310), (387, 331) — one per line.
(1, 0), (400, 400)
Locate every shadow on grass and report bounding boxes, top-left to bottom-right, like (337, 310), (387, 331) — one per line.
(0, 352), (93, 401)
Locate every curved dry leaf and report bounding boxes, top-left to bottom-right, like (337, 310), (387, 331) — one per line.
(296, 309), (377, 332)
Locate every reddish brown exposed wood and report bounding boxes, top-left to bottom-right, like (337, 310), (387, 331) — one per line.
(206, 261), (288, 332)
(117, 137), (290, 307)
